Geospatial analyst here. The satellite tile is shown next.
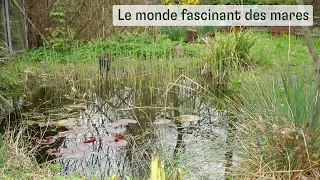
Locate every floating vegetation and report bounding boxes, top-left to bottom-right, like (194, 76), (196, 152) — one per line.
(38, 121), (58, 127)
(102, 134), (128, 148)
(47, 144), (92, 160)
(102, 136), (114, 142)
(56, 118), (78, 127)
(70, 126), (89, 134)
(36, 136), (56, 145)
(106, 127), (126, 134)
(104, 119), (137, 133)
(58, 130), (77, 138)
(47, 149), (61, 156)
(64, 103), (86, 112)
(115, 134), (126, 141)
(153, 119), (172, 125)
(58, 126), (88, 138)
(83, 136), (96, 143)
(118, 119), (137, 125)
(106, 140), (128, 148)
(175, 115), (200, 122)
(106, 119), (137, 127)
(106, 122), (123, 128)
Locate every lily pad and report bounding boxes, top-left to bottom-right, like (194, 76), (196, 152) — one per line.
(70, 126), (88, 134)
(62, 145), (90, 153)
(39, 121), (58, 127)
(56, 118), (78, 127)
(60, 151), (85, 159)
(36, 136), (56, 145)
(153, 119), (171, 125)
(64, 103), (86, 112)
(118, 119), (137, 125)
(58, 130), (77, 138)
(106, 127), (126, 134)
(47, 149), (62, 156)
(83, 136), (96, 143)
(115, 134), (126, 141)
(102, 136), (114, 142)
(106, 140), (128, 148)
(106, 122), (123, 128)
(175, 115), (200, 122)
(48, 144), (91, 159)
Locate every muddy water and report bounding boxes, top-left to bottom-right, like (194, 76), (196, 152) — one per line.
(8, 71), (232, 179)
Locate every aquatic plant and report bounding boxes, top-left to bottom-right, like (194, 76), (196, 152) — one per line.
(150, 151), (183, 180)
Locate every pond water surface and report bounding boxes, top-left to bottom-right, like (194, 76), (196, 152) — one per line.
(5, 62), (234, 180)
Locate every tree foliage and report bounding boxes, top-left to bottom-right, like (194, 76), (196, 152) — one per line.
(162, 0), (200, 5)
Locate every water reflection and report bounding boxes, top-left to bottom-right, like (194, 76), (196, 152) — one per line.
(17, 74), (230, 179)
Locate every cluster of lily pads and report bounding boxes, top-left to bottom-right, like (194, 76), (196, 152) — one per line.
(35, 103), (200, 159)
(35, 104), (138, 159)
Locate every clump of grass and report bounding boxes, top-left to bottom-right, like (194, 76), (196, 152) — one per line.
(205, 29), (255, 89)
(0, 126), (54, 179)
(233, 73), (320, 179)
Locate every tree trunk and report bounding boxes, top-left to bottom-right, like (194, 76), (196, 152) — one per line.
(184, 28), (198, 43)
(296, 0), (320, 90)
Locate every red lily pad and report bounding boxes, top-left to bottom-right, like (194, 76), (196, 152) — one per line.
(115, 134), (126, 142)
(36, 136), (56, 145)
(83, 136), (96, 143)
(47, 148), (61, 156)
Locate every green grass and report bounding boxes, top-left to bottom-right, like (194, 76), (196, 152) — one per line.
(231, 72), (320, 179)
(250, 31), (320, 75)
(1, 29), (320, 179)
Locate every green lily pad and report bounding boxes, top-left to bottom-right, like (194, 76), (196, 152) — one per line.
(153, 119), (171, 125)
(56, 118), (78, 127)
(175, 115), (200, 122)
(64, 103), (86, 112)
(24, 120), (40, 126)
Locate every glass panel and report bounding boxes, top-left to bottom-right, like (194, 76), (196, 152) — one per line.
(8, 0), (26, 52)
(0, 1), (9, 56)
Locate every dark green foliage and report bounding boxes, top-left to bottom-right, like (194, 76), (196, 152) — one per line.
(22, 33), (202, 63)
(201, 0), (296, 5)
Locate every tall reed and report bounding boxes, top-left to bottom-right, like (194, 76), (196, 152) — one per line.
(233, 73), (320, 179)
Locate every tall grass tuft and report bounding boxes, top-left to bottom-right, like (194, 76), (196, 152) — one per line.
(205, 29), (255, 89)
(0, 126), (54, 179)
(233, 73), (320, 179)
